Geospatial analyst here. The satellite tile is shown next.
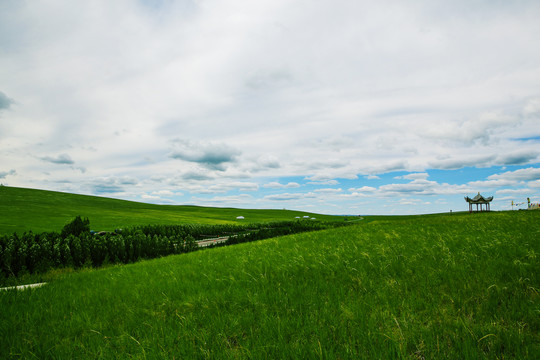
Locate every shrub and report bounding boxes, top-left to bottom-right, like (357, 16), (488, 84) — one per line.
(61, 216), (90, 239)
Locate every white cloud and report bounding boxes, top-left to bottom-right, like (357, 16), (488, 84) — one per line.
(496, 188), (533, 195)
(255, 155), (280, 170)
(468, 179), (517, 188)
(264, 192), (317, 201)
(421, 110), (517, 145)
(176, 170), (214, 182)
(314, 188), (343, 194)
(169, 139), (241, 171)
(395, 173), (429, 180)
(226, 182), (259, 192)
(0, 91), (13, 110)
(304, 174), (343, 185)
(496, 151), (539, 166)
(172, 181), (258, 194)
(397, 198), (425, 206)
(428, 156), (497, 170)
(376, 179), (471, 197)
(348, 186), (376, 193)
(263, 182), (300, 189)
(2, 1), (540, 214)
(379, 180), (437, 195)
(151, 190), (175, 196)
(192, 194), (254, 204)
(523, 98), (540, 117)
(0, 170), (16, 179)
(488, 167), (540, 181)
(87, 178), (132, 194)
(141, 194), (160, 200)
(40, 154), (75, 165)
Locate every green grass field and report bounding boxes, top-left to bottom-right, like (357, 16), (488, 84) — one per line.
(1, 210), (538, 358)
(0, 186), (343, 235)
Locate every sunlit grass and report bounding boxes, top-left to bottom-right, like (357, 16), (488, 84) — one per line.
(1, 211), (538, 358)
(0, 186), (342, 234)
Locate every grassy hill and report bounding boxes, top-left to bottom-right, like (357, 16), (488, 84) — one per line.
(1, 210), (538, 358)
(0, 185), (343, 235)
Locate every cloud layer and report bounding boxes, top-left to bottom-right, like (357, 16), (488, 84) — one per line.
(1, 0), (539, 214)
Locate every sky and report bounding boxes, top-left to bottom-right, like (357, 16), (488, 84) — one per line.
(1, 0), (540, 215)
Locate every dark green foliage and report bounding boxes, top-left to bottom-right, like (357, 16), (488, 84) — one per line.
(0, 218), (346, 280)
(61, 216), (90, 239)
(184, 234), (197, 252)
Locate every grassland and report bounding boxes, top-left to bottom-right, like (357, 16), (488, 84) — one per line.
(0, 186), (342, 234)
(1, 210), (538, 359)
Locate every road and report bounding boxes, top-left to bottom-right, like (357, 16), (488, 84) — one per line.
(197, 236), (229, 247)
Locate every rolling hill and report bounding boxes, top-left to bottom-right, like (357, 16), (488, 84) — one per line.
(0, 185), (344, 235)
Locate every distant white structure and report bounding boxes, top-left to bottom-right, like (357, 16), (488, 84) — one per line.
(295, 216), (300, 219)
(236, 216), (245, 220)
(303, 215), (310, 218)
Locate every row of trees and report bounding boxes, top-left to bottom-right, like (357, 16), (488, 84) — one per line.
(125, 223), (248, 239)
(0, 230), (199, 277)
(0, 217), (349, 279)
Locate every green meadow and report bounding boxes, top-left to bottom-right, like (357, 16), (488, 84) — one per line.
(0, 186), (341, 235)
(1, 208), (539, 359)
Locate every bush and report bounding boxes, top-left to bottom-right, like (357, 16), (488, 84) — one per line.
(61, 216), (90, 239)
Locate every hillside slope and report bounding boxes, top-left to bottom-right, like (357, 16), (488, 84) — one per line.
(1, 211), (538, 358)
(0, 186), (340, 234)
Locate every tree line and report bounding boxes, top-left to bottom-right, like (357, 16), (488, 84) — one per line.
(0, 216), (349, 279)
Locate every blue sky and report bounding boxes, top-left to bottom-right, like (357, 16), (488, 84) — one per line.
(1, 0), (540, 215)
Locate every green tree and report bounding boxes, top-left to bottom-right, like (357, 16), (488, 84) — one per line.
(61, 216), (90, 238)
(184, 234), (197, 253)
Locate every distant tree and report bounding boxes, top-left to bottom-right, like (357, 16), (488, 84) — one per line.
(61, 216), (90, 239)
(184, 234), (197, 253)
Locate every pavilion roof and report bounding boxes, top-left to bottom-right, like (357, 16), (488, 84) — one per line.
(465, 193), (493, 203)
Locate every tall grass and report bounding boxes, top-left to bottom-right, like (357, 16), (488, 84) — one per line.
(1, 211), (538, 358)
(0, 219), (346, 283)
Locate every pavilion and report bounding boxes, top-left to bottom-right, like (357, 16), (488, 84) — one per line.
(465, 193), (493, 213)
